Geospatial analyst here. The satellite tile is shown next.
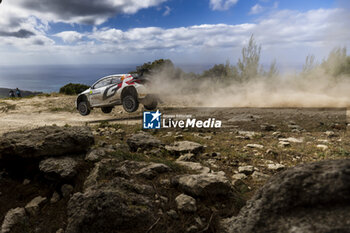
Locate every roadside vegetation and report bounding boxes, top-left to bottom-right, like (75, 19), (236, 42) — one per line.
(59, 83), (89, 95)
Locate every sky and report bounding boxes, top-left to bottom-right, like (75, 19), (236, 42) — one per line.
(0, 0), (349, 68)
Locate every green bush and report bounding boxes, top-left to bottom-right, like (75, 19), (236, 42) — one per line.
(59, 83), (89, 95)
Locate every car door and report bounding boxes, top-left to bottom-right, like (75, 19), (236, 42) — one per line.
(89, 77), (112, 106)
(105, 76), (123, 102)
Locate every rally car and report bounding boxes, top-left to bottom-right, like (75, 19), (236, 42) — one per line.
(76, 74), (157, 116)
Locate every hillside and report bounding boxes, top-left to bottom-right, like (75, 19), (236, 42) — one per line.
(0, 87), (42, 98)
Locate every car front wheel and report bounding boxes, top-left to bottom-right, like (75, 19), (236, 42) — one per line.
(122, 95), (139, 112)
(78, 101), (91, 116)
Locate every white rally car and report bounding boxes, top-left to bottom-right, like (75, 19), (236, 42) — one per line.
(76, 74), (157, 116)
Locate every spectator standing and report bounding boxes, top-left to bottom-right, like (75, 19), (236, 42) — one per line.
(16, 88), (21, 97)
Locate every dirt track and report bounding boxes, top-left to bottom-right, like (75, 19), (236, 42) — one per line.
(0, 94), (349, 135)
(0, 95), (142, 135)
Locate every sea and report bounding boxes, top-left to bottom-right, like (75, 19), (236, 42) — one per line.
(0, 64), (211, 93)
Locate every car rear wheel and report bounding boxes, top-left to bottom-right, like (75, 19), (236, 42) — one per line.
(78, 101), (90, 116)
(122, 95), (139, 112)
(144, 99), (158, 110)
(101, 107), (113, 114)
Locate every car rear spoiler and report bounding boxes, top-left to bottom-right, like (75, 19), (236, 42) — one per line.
(131, 74), (150, 84)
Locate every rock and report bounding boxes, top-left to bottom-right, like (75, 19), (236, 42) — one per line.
(25, 196), (47, 216)
(61, 184), (74, 198)
(174, 173), (232, 197)
(167, 209), (179, 219)
(251, 171), (269, 182)
(84, 159), (158, 192)
(50, 192), (60, 204)
(266, 149), (278, 157)
(175, 194), (197, 212)
(84, 159), (122, 189)
(278, 141), (290, 147)
(232, 173), (247, 181)
(317, 144), (329, 151)
(176, 153), (197, 162)
(1, 207), (26, 233)
(260, 124), (276, 131)
(267, 163), (285, 171)
(165, 141), (204, 155)
(135, 163), (171, 179)
(175, 161), (210, 173)
(245, 144), (264, 149)
(272, 131), (283, 138)
(221, 159), (350, 233)
(288, 124), (302, 130)
(0, 126), (94, 160)
(85, 147), (112, 162)
(174, 135), (184, 140)
(325, 131), (336, 138)
(126, 131), (162, 152)
(237, 131), (257, 139)
(279, 137), (304, 143)
(238, 166), (254, 175)
(23, 179), (30, 185)
(186, 225), (198, 233)
(195, 217), (204, 228)
(232, 173), (248, 190)
(66, 178), (155, 233)
(39, 157), (78, 179)
(159, 178), (171, 186)
(160, 196), (168, 204)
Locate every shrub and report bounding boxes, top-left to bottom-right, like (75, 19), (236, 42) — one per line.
(59, 83), (89, 95)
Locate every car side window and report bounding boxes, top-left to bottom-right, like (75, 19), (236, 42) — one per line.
(93, 78), (112, 89)
(112, 76), (122, 84)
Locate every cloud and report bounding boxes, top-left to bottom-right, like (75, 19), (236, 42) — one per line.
(163, 6), (171, 16)
(7, 0), (168, 25)
(55, 31), (84, 43)
(0, 8), (349, 65)
(250, 4), (264, 15)
(84, 8), (350, 54)
(0, 29), (35, 38)
(209, 0), (239, 11)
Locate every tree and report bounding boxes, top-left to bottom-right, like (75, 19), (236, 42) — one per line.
(302, 54), (316, 73)
(59, 83), (89, 95)
(131, 59), (175, 76)
(321, 47), (349, 77)
(237, 35), (261, 81)
(265, 59), (278, 78)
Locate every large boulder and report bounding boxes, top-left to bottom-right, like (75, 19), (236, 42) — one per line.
(165, 141), (204, 156)
(221, 159), (350, 233)
(66, 178), (156, 233)
(39, 157), (78, 179)
(175, 194), (197, 212)
(174, 172), (233, 197)
(1, 207), (26, 233)
(126, 132), (162, 152)
(25, 196), (47, 216)
(0, 126), (94, 159)
(84, 159), (171, 189)
(135, 162), (171, 179)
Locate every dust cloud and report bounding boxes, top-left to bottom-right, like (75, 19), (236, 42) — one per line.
(148, 52), (350, 108)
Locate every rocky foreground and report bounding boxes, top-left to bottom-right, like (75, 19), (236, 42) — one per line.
(0, 124), (350, 233)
